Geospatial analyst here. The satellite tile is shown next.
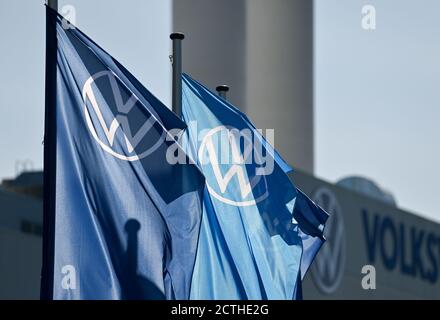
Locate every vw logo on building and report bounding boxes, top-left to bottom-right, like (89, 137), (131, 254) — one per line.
(83, 71), (165, 161)
(310, 187), (346, 294)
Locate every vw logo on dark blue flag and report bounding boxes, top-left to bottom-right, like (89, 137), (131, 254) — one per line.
(83, 71), (165, 161)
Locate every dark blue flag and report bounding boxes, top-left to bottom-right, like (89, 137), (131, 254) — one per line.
(43, 8), (204, 300)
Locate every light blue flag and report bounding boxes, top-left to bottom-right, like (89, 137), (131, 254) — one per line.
(181, 74), (328, 299)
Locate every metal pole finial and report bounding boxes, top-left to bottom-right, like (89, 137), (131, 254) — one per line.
(216, 85), (230, 100)
(170, 32), (185, 40)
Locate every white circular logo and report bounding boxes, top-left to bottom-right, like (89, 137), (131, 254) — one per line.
(310, 187), (346, 294)
(83, 71), (165, 161)
(198, 126), (269, 207)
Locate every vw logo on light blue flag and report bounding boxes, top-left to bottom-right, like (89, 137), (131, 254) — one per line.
(198, 125), (269, 207)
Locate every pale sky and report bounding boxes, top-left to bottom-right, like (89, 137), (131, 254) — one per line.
(0, 0), (439, 222)
(0, 0), (172, 180)
(315, 0), (440, 222)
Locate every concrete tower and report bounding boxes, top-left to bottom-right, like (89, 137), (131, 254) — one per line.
(173, 0), (314, 173)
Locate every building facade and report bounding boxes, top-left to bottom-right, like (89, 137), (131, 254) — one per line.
(1, 170), (440, 299)
(0, 173), (43, 299)
(292, 170), (440, 299)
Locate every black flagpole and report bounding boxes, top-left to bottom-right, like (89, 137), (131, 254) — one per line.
(41, 0), (58, 300)
(170, 33), (184, 117)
